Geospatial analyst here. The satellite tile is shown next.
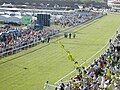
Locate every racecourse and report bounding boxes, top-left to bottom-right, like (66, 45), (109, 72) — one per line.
(0, 14), (120, 90)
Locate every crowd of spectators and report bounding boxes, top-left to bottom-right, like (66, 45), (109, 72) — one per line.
(56, 33), (120, 90)
(0, 28), (59, 55)
(53, 11), (101, 27)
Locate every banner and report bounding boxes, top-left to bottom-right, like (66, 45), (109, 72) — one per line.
(21, 16), (32, 25)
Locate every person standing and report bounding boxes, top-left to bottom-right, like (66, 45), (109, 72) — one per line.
(73, 33), (76, 38)
(65, 84), (70, 90)
(64, 32), (68, 38)
(60, 83), (65, 90)
(47, 35), (50, 43)
(41, 37), (45, 43)
(69, 33), (71, 39)
(44, 81), (49, 90)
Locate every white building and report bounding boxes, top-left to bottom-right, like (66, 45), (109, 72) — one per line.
(0, 15), (10, 23)
(108, 0), (120, 11)
(1, 3), (14, 8)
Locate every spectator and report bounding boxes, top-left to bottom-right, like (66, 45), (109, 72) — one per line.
(69, 33), (71, 39)
(73, 33), (76, 38)
(44, 81), (49, 90)
(64, 32), (68, 38)
(47, 35), (50, 43)
(65, 84), (70, 90)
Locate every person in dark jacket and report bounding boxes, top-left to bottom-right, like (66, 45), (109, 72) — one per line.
(69, 33), (71, 39)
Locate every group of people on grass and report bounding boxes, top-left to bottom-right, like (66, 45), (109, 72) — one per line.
(64, 32), (76, 39)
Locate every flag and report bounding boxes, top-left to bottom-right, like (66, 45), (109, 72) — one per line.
(68, 53), (72, 60)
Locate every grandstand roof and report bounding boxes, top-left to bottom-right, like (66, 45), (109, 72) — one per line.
(0, 15), (22, 23)
(109, 0), (120, 4)
(1, 3), (14, 7)
(8, 16), (22, 23)
(112, 1), (120, 4)
(0, 7), (74, 14)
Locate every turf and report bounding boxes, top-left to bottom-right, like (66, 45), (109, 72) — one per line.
(0, 14), (120, 90)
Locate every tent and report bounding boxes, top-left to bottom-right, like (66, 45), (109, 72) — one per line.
(7, 30), (21, 37)
(21, 16), (32, 25)
(0, 15), (10, 23)
(8, 16), (22, 24)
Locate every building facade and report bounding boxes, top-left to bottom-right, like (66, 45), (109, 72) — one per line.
(108, 0), (120, 11)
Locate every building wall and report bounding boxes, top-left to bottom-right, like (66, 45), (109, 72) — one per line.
(108, 0), (120, 10)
